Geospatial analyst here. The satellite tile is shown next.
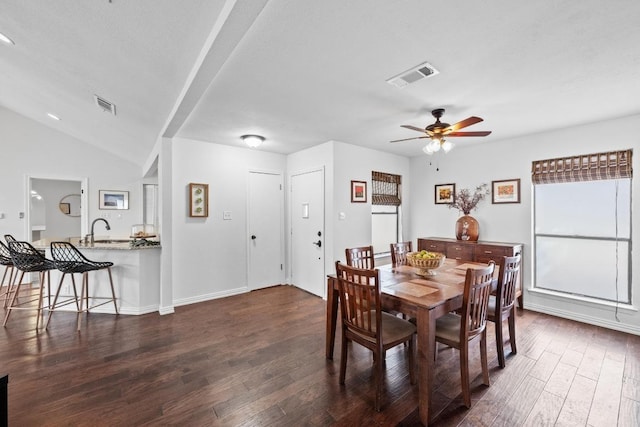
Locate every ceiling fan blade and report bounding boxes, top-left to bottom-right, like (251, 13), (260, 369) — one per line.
(446, 131), (492, 137)
(400, 124), (428, 133)
(443, 116), (483, 133)
(390, 136), (430, 143)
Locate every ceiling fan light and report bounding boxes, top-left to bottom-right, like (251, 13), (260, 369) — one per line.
(441, 140), (454, 152)
(241, 134), (264, 148)
(430, 140), (441, 152)
(422, 145), (434, 155)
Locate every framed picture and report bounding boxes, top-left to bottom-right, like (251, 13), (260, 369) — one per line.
(492, 178), (521, 204)
(351, 180), (367, 203)
(189, 183), (209, 217)
(435, 183), (455, 204)
(99, 190), (129, 210)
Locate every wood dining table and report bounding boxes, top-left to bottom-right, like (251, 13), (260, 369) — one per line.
(325, 258), (493, 426)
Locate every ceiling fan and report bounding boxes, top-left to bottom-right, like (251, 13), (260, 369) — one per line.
(391, 108), (491, 154)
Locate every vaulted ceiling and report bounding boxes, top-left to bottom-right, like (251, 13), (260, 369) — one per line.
(2, 0), (639, 167)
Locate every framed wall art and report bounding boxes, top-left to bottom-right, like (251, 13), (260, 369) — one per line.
(189, 183), (209, 217)
(99, 190), (129, 210)
(351, 180), (367, 203)
(434, 183), (455, 204)
(492, 178), (521, 204)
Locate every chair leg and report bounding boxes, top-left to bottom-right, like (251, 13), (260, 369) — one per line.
(480, 330), (490, 386)
(375, 348), (384, 412)
(460, 344), (471, 408)
(339, 332), (348, 385)
(495, 314), (506, 369)
(77, 273), (88, 331)
(508, 307), (517, 355)
(3, 271), (24, 326)
(35, 271), (46, 330)
(46, 273), (67, 329)
(106, 267), (118, 314)
(408, 335), (416, 385)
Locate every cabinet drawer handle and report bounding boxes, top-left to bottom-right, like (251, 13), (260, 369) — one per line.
(429, 245), (436, 248)
(455, 247), (462, 251)
(484, 250), (492, 254)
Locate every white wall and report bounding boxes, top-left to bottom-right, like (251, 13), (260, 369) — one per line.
(410, 113), (640, 334)
(0, 107), (143, 240)
(170, 137), (287, 306)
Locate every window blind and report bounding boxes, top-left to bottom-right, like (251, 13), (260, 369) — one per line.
(531, 149), (632, 184)
(371, 171), (401, 206)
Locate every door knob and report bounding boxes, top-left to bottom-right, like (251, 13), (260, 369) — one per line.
(251, 235), (256, 240)
(313, 240), (322, 247)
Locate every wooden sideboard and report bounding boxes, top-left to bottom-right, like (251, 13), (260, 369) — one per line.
(417, 237), (524, 307)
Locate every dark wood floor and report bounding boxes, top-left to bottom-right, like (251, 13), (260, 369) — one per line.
(1, 285), (639, 426)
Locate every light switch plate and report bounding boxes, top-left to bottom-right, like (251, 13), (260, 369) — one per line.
(223, 211), (232, 220)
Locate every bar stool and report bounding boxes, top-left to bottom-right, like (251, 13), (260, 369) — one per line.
(3, 241), (57, 330)
(0, 241), (16, 308)
(47, 241), (118, 331)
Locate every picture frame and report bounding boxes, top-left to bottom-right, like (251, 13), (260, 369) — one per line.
(351, 180), (367, 203)
(492, 178), (521, 204)
(99, 190), (129, 210)
(189, 183), (209, 217)
(435, 183), (456, 204)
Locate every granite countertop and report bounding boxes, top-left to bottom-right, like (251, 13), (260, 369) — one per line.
(32, 237), (161, 250)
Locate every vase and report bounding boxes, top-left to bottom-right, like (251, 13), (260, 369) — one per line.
(455, 214), (479, 241)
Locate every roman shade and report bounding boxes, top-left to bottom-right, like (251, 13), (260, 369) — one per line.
(531, 149), (633, 184)
(371, 171), (401, 206)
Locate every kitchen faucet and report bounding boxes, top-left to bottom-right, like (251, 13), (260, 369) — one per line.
(88, 218), (111, 245)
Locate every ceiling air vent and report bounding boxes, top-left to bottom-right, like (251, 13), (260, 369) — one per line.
(94, 95), (116, 115)
(386, 62), (439, 89)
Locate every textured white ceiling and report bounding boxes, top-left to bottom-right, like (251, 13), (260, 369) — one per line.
(1, 0), (640, 166)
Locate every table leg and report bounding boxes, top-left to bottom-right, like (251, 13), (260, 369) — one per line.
(325, 276), (339, 360)
(417, 306), (435, 426)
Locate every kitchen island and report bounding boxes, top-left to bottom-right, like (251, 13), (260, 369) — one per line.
(32, 238), (161, 315)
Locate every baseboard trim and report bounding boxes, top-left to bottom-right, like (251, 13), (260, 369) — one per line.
(525, 302), (640, 336)
(173, 286), (248, 308)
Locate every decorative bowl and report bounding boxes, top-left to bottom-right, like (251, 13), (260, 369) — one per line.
(407, 251), (446, 276)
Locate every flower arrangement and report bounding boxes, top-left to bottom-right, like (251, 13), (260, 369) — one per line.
(448, 183), (490, 215)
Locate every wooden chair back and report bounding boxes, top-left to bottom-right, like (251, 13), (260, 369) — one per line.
(461, 261), (495, 341)
(335, 261), (380, 342)
(345, 245), (375, 269)
(496, 254), (521, 315)
(390, 242), (412, 266)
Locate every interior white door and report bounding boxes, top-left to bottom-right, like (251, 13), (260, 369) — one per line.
(248, 171), (285, 290)
(290, 168), (325, 298)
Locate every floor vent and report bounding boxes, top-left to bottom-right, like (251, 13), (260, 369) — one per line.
(94, 95), (116, 115)
(386, 62), (439, 89)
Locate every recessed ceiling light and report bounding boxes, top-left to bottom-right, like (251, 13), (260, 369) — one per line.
(0, 31), (15, 45)
(241, 134), (265, 148)
(47, 113), (61, 121)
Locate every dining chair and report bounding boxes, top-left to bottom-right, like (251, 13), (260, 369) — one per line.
(434, 261), (495, 408)
(487, 254), (521, 368)
(47, 241), (118, 331)
(345, 245), (375, 269)
(3, 241), (57, 330)
(0, 241), (16, 308)
(390, 241), (412, 266)
(335, 261), (416, 412)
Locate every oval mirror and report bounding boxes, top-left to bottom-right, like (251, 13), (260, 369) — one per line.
(59, 194), (81, 217)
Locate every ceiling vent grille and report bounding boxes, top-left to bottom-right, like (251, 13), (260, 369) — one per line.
(94, 95), (116, 115)
(386, 62), (439, 88)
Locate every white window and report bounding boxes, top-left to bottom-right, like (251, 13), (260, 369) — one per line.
(532, 150), (632, 303)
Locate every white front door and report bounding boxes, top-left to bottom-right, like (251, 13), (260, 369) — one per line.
(248, 171), (284, 290)
(290, 168), (325, 298)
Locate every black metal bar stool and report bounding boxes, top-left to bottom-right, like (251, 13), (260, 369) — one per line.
(0, 241), (16, 309)
(48, 241), (118, 331)
(3, 241), (57, 330)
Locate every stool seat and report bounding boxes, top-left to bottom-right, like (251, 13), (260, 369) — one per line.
(48, 242), (118, 331)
